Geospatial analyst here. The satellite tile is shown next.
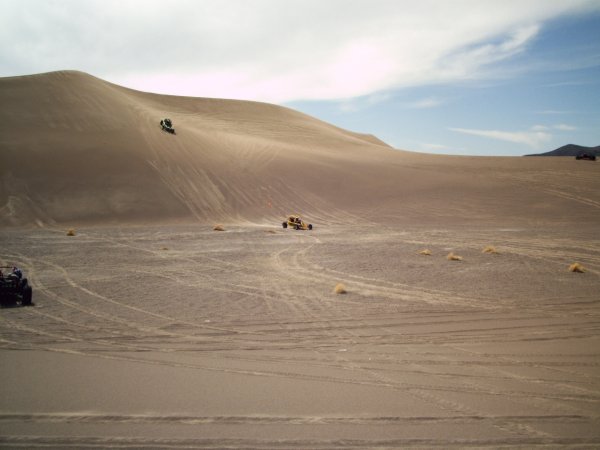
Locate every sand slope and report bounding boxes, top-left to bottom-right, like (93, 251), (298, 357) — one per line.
(0, 71), (392, 226)
(2, 70), (599, 228)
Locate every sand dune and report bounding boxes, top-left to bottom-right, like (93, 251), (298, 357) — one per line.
(2, 70), (599, 228)
(0, 71), (392, 226)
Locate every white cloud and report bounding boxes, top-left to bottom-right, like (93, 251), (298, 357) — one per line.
(338, 92), (392, 113)
(454, 123), (577, 149)
(532, 125), (550, 131)
(554, 123), (577, 131)
(338, 101), (361, 113)
(405, 97), (444, 109)
(1, 0), (599, 102)
(436, 25), (540, 81)
(449, 126), (552, 149)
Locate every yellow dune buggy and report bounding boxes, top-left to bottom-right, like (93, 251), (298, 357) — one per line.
(282, 215), (313, 230)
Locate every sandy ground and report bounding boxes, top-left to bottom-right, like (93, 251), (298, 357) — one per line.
(1, 222), (599, 448)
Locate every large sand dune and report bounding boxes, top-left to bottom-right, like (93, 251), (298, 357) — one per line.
(1, 71), (600, 448)
(2, 70), (599, 228)
(1, 71), (396, 226)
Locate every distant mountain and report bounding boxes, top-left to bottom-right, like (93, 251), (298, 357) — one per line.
(526, 144), (600, 157)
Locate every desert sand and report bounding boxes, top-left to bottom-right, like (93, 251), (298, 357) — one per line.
(1, 71), (600, 448)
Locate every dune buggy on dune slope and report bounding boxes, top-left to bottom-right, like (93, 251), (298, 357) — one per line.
(0, 266), (32, 307)
(160, 118), (176, 134)
(282, 215), (313, 230)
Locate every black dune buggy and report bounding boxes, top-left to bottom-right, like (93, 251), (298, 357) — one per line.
(160, 118), (176, 134)
(575, 153), (596, 161)
(0, 266), (32, 307)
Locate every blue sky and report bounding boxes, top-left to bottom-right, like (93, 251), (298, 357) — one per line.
(1, 0), (599, 155)
(288, 13), (600, 155)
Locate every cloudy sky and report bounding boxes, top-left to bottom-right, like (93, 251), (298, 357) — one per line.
(2, 0), (600, 155)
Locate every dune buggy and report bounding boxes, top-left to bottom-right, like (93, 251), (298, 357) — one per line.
(160, 118), (176, 134)
(282, 215), (313, 230)
(0, 267), (32, 307)
(575, 153), (596, 161)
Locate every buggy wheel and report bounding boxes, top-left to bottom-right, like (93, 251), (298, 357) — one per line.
(308, 224), (313, 230)
(282, 222), (287, 229)
(295, 224), (300, 230)
(21, 286), (32, 306)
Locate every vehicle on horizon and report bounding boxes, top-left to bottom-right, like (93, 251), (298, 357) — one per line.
(282, 215), (313, 230)
(160, 118), (176, 134)
(575, 153), (596, 161)
(0, 266), (32, 307)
